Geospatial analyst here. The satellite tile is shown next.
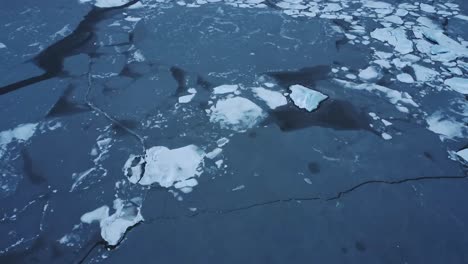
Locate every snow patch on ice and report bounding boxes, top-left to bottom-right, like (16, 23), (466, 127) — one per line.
(0, 123), (38, 158)
(426, 112), (466, 140)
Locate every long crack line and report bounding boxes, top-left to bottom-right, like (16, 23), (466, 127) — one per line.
(85, 64), (146, 153)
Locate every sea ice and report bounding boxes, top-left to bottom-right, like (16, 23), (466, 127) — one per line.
(289, 84), (328, 112)
(371, 27), (413, 54)
(252, 87), (287, 109)
(209, 97), (265, 132)
(444, 78), (468, 94)
(213, 84), (239, 94)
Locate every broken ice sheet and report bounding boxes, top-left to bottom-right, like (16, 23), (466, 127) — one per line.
(124, 145), (205, 191)
(289, 84), (328, 112)
(81, 198), (143, 246)
(0, 123), (38, 158)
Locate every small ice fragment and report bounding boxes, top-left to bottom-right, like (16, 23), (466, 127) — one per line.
(345, 73), (357, 80)
(232, 185), (245, 191)
(188, 88), (197, 94)
(444, 77), (468, 94)
(289, 84), (328, 112)
(456, 148), (468, 162)
(178, 94), (195, 103)
(206, 148), (222, 159)
(382, 119), (392, 126)
(264, 82), (275, 88)
(215, 160), (223, 168)
(359, 66), (380, 81)
(304, 178), (312, 184)
(216, 137), (229, 147)
(213, 84), (238, 94)
(381, 132), (392, 140)
(396, 73), (414, 83)
(0, 42), (6, 49)
(252, 87), (287, 109)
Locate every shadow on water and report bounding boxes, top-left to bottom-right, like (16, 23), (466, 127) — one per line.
(0, 0), (141, 96)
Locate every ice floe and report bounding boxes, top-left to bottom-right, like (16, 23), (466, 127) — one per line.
(213, 84), (239, 94)
(371, 27), (413, 54)
(289, 84), (328, 112)
(396, 73), (414, 83)
(444, 78), (468, 94)
(0, 42), (6, 49)
(209, 97), (265, 132)
(358, 66), (380, 81)
(81, 198), (143, 246)
(252, 87), (287, 109)
(178, 94), (196, 103)
(125, 145), (205, 191)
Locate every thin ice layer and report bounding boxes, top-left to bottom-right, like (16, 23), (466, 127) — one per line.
(289, 84), (328, 112)
(209, 97), (265, 132)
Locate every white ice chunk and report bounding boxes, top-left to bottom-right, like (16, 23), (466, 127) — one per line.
(100, 199), (143, 246)
(213, 84), (239, 94)
(371, 27), (413, 54)
(0, 42), (6, 49)
(178, 94), (195, 104)
(289, 84), (328, 112)
(359, 66), (380, 81)
(216, 137), (229, 147)
(125, 145), (205, 187)
(94, 0), (132, 7)
(384, 15), (403, 24)
(209, 97), (265, 132)
(412, 64), (438, 82)
(382, 119), (392, 126)
(444, 77), (468, 94)
(396, 73), (414, 83)
(81, 199), (143, 246)
(381, 132), (392, 140)
(206, 148), (222, 159)
(420, 3), (436, 13)
(252, 87), (287, 109)
(456, 148), (468, 162)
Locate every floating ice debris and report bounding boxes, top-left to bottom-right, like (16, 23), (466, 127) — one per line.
(124, 145), (205, 189)
(0, 123), (38, 158)
(381, 132), (392, 140)
(232, 185), (245, 191)
(206, 148), (222, 159)
(289, 84), (328, 112)
(396, 73), (414, 83)
(93, 0), (135, 8)
(412, 64), (438, 82)
(358, 66), (380, 81)
(304, 178), (312, 184)
(0, 42), (6, 49)
(336, 80), (418, 109)
(70, 168), (96, 192)
(252, 87), (287, 109)
(420, 3), (436, 13)
(213, 84), (239, 94)
(384, 15), (403, 24)
(215, 160), (223, 168)
(217, 137), (229, 147)
(456, 148), (468, 162)
(363, 1), (393, 10)
(426, 112), (466, 140)
(444, 78), (468, 95)
(178, 94), (196, 104)
(209, 97), (265, 132)
(381, 119), (392, 126)
(370, 27), (413, 54)
(81, 199), (143, 246)
(418, 28), (468, 62)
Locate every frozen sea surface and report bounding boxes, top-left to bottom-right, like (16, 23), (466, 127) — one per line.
(0, 0), (467, 263)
